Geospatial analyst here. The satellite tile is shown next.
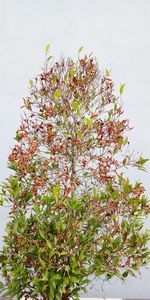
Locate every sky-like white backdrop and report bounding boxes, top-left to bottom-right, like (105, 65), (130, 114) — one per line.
(0, 0), (150, 297)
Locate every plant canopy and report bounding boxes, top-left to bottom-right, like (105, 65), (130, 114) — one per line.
(0, 45), (150, 300)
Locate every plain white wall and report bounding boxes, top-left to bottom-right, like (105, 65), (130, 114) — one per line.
(0, 0), (150, 297)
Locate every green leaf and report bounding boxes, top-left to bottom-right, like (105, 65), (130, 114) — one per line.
(52, 74), (57, 84)
(45, 43), (51, 54)
(24, 98), (31, 109)
(49, 287), (54, 300)
(72, 99), (81, 111)
(64, 74), (68, 83)
(0, 281), (4, 289)
(46, 240), (53, 249)
(122, 158), (127, 166)
(29, 79), (33, 87)
(15, 130), (21, 142)
(78, 46), (84, 54)
(8, 161), (18, 171)
(39, 229), (46, 239)
(61, 250), (68, 256)
(72, 101), (78, 111)
(114, 102), (117, 112)
(70, 276), (79, 284)
(84, 117), (93, 127)
(70, 67), (75, 78)
(106, 68), (110, 76)
(81, 279), (91, 285)
(113, 236), (122, 247)
(47, 55), (53, 61)
(120, 83), (126, 95)
(0, 196), (4, 206)
(122, 270), (129, 277)
(24, 191), (32, 202)
(53, 90), (60, 100)
(13, 220), (18, 233)
(83, 172), (90, 178)
(135, 156), (149, 171)
(62, 277), (69, 291)
(53, 186), (62, 196)
(34, 204), (41, 214)
(65, 265), (70, 273)
(79, 250), (85, 262)
(105, 273), (113, 280)
(142, 251), (150, 258)
(53, 274), (61, 281)
(39, 257), (46, 268)
(112, 190), (120, 201)
(42, 270), (49, 281)
(113, 256), (119, 267)
(77, 131), (82, 139)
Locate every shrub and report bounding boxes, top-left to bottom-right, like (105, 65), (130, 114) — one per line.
(0, 45), (150, 300)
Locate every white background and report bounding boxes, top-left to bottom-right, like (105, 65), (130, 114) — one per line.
(0, 0), (150, 298)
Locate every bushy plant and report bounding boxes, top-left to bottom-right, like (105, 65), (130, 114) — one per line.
(0, 45), (150, 300)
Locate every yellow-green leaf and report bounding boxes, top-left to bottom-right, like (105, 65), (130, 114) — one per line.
(29, 79), (33, 87)
(120, 83), (126, 95)
(39, 229), (46, 239)
(53, 90), (60, 100)
(78, 46), (84, 54)
(0, 281), (4, 289)
(45, 43), (51, 54)
(34, 204), (41, 214)
(85, 117), (93, 127)
(15, 130), (21, 142)
(70, 67), (75, 78)
(53, 186), (61, 196)
(72, 101), (78, 111)
(72, 99), (81, 111)
(106, 68), (110, 76)
(46, 240), (53, 249)
(47, 55), (53, 61)
(77, 131), (82, 139)
(42, 271), (49, 281)
(39, 257), (46, 268)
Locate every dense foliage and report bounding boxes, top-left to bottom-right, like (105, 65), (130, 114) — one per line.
(0, 46), (150, 300)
